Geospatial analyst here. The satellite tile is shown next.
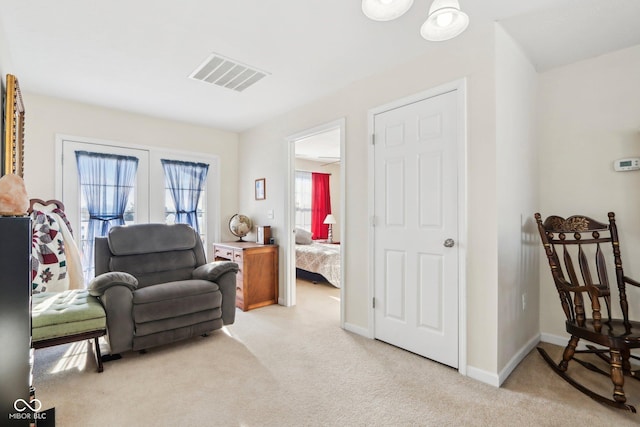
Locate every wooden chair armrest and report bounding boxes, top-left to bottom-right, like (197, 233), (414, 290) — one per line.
(624, 276), (640, 288)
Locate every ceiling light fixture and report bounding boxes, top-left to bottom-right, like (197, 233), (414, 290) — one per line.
(420, 0), (469, 41)
(361, 0), (414, 22)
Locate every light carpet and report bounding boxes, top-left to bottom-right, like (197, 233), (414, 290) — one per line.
(33, 280), (640, 426)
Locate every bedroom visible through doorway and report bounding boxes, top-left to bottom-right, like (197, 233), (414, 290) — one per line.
(285, 119), (345, 326)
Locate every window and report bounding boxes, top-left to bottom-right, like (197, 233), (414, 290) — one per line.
(164, 189), (204, 229)
(295, 171), (312, 231)
(58, 136), (220, 286)
(161, 159), (209, 242)
(76, 151), (139, 281)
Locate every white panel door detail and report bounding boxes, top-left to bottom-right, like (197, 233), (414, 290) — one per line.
(374, 90), (459, 368)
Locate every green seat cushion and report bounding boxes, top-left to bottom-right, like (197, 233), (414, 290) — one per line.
(32, 290), (106, 342)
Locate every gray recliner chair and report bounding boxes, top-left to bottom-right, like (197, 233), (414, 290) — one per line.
(89, 223), (238, 355)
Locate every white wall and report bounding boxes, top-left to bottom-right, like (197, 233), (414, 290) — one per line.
(538, 44), (640, 341)
(239, 24), (500, 376)
(494, 26), (540, 378)
(0, 17), (12, 81)
(22, 93), (240, 244)
(0, 18), (13, 167)
(16, 19), (623, 384)
(295, 158), (341, 242)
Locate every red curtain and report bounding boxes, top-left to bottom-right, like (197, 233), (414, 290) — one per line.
(311, 173), (331, 240)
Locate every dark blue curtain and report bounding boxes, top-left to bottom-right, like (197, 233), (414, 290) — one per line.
(75, 151), (138, 280)
(161, 159), (209, 234)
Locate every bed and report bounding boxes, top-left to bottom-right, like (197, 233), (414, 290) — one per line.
(295, 241), (341, 288)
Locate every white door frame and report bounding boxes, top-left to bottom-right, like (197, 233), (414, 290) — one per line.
(284, 118), (346, 327)
(367, 79), (467, 375)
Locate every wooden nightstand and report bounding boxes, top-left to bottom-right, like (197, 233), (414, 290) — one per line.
(213, 242), (278, 311)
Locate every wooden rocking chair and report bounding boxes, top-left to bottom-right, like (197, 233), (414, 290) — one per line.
(535, 212), (640, 412)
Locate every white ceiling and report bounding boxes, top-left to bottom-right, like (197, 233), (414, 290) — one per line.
(1, 0), (639, 133)
(295, 128), (342, 163)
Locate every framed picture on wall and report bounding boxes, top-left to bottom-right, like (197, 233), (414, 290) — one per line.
(255, 178), (265, 200)
(0, 76), (4, 176)
(2, 74), (25, 177)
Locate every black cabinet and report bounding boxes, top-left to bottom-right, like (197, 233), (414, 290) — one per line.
(0, 217), (32, 426)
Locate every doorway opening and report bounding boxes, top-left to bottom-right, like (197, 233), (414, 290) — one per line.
(285, 119), (345, 327)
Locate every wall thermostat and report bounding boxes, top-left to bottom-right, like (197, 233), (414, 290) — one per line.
(614, 158), (640, 172)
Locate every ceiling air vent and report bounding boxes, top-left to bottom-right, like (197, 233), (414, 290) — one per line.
(189, 53), (269, 92)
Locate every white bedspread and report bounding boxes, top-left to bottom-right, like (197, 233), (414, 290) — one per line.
(295, 242), (341, 288)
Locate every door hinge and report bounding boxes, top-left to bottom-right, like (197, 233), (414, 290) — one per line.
(370, 216), (376, 227)
(371, 134), (375, 145)
(372, 297), (376, 309)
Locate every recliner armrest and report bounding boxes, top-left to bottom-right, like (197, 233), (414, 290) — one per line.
(88, 272), (138, 297)
(192, 261), (239, 282)
(100, 285), (135, 354)
(87, 272), (138, 354)
(193, 261), (239, 326)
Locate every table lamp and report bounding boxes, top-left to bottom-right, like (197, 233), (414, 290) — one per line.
(323, 214), (337, 243)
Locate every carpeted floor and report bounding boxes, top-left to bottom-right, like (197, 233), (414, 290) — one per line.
(33, 280), (640, 426)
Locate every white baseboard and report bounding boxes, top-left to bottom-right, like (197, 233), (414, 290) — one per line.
(343, 322), (372, 338)
(542, 332), (640, 361)
(540, 332), (571, 347)
(467, 334), (540, 388)
(541, 332), (604, 351)
(467, 366), (500, 387)
(498, 333), (540, 386)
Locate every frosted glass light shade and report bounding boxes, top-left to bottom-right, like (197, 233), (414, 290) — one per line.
(420, 0), (469, 41)
(362, 0), (414, 21)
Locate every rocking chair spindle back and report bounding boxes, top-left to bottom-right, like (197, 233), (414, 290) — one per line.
(535, 212), (640, 412)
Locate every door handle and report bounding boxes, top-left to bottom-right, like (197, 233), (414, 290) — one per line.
(443, 238), (455, 248)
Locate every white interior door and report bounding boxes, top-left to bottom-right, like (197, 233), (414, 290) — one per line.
(373, 90), (459, 368)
